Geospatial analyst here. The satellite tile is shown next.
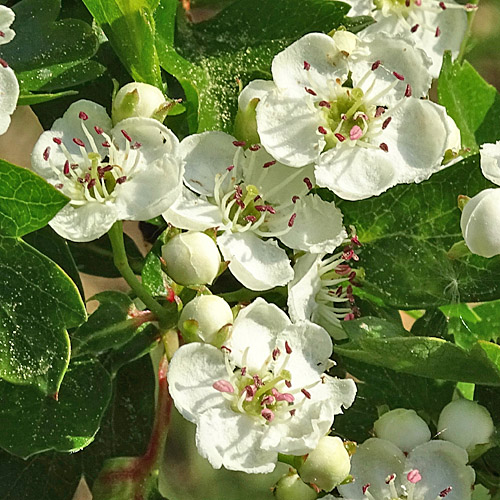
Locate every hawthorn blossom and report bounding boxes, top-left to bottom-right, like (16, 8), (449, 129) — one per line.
(287, 238), (361, 339)
(251, 32), (460, 200)
(343, 0), (472, 78)
(31, 100), (183, 242)
(168, 298), (357, 473)
(164, 131), (346, 290)
(335, 438), (475, 500)
(0, 5), (18, 135)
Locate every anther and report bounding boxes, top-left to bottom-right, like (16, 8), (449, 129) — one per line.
(245, 215), (257, 223)
(465, 3), (478, 11)
(272, 347), (281, 360)
(261, 408), (275, 422)
(0, 58), (8, 68)
(94, 126), (103, 135)
(121, 129), (132, 142)
(288, 213), (297, 227)
(318, 126), (328, 135)
(292, 195), (300, 203)
(241, 367), (247, 376)
(439, 487), (452, 498)
(289, 409), (296, 417)
(43, 147), (50, 161)
(303, 177), (313, 190)
(285, 341), (292, 354)
(379, 143), (389, 152)
(84, 173), (90, 183)
(382, 117), (392, 129)
(116, 176), (127, 184)
(435, 26), (441, 37)
(52, 137), (62, 145)
(261, 395), (276, 406)
(362, 484), (371, 494)
(249, 144), (260, 151)
(371, 60), (381, 71)
(255, 205), (266, 212)
(73, 137), (85, 147)
(221, 345), (232, 353)
(87, 178), (96, 189)
(245, 385), (256, 400)
(393, 71), (405, 81)
(102, 141), (111, 148)
(63, 161), (70, 175)
(227, 165), (234, 171)
(303, 60), (311, 71)
(319, 100), (331, 108)
(265, 205), (276, 214)
(375, 106), (387, 117)
(405, 84), (412, 97)
(79, 111), (88, 120)
(232, 140), (246, 147)
(439, 1), (446, 9)
(55, 183), (63, 189)
(0, 31), (4, 37)
(385, 474), (396, 484)
(407, 470), (422, 484)
(305, 87), (317, 96)
(411, 24), (419, 33)
(263, 160), (276, 168)
(335, 133), (346, 142)
(131, 141), (142, 149)
(301, 388), (311, 399)
(285, 380), (292, 388)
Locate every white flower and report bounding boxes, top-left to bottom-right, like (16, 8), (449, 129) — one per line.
(0, 6), (18, 136)
(287, 243), (360, 340)
(343, 0), (471, 78)
(252, 32), (460, 200)
(336, 438), (475, 500)
(167, 298), (357, 473)
(31, 100), (183, 242)
(164, 131), (346, 290)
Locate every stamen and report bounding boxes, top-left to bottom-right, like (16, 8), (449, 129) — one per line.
(73, 138), (85, 147)
(393, 71), (405, 81)
(335, 133), (346, 142)
(79, 111), (89, 120)
(318, 126), (328, 135)
(285, 341), (292, 354)
(382, 117), (392, 129)
(233, 140), (246, 147)
(319, 100), (331, 108)
(288, 213), (297, 227)
(301, 388), (311, 399)
(371, 60), (381, 71)
(379, 143), (389, 152)
(305, 87), (317, 96)
(43, 147), (51, 161)
(261, 408), (275, 422)
(439, 487), (452, 498)
(272, 347), (281, 361)
(249, 144), (260, 151)
(405, 84), (412, 97)
(94, 126), (103, 135)
(435, 26), (441, 37)
(52, 137), (62, 145)
(121, 129), (132, 142)
(263, 160), (276, 168)
(116, 176), (127, 184)
(303, 60), (311, 71)
(0, 58), (8, 68)
(303, 177), (313, 190)
(411, 24), (419, 33)
(439, 1), (446, 9)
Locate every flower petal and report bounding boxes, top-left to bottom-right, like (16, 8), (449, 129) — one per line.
(238, 79), (276, 111)
(480, 141), (500, 186)
(218, 231), (294, 291)
(0, 6), (16, 45)
(0, 63), (18, 135)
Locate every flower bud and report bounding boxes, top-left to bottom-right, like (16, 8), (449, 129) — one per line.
(162, 232), (221, 286)
(178, 295), (233, 344)
(460, 188), (500, 258)
(112, 82), (170, 124)
(298, 436), (351, 491)
(438, 399), (495, 454)
(373, 408), (431, 453)
(274, 472), (318, 500)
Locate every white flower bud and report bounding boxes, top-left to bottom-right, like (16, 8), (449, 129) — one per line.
(178, 295), (233, 344)
(298, 436), (351, 491)
(112, 82), (169, 123)
(162, 232), (220, 286)
(460, 188), (500, 258)
(438, 399), (495, 453)
(274, 472), (318, 500)
(373, 408), (431, 453)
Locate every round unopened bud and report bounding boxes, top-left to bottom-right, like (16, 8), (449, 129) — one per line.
(179, 295), (233, 344)
(274, 472), (318, 500)
(438, 399), (494, 453)
(162, 232), (220, 286)
(373, 408), (431, 453)
(298, 436), (351, 491)
(112, 82), (168, 123)
(460, 188), (500, 258)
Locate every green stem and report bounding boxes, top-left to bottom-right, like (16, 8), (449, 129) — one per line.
(108, 221), (170, 326)
(457, 0), (480, 64)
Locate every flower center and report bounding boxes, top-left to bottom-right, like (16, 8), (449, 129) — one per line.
(42, 111), (141, 206)
(373, 0), (416, 17)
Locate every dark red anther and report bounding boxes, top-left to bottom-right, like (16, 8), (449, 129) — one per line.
(285, 341), (292, 354)
(379, 142), (389, 152)
(265, 205), (276, 214)
(393, 71), (405, 81)
(101, 165), (113, 173)
(335, 286), (343, 297)
(344, 313), (355, 321)
(116, 175), (127, 184)
(87, 178), (96, 189)
(131, 141), (142, 149)
(0, 31), (4, 37)
(335, 133), (346, 142)
(241, 366), (247, 376)
(263, 160), (276, 168)
(254, 195), (262, 201)
(285, 380), (292, 388)
(303, 177), (313, 190)
(318, 126), (328, 135)
(0, 58), (8, 68)
(232, 140), (246, 147)
(79, 111), (89, 120)
(221, 345), (232, 353)
(435, 26), (441, 37)
(440, 487), (452, 498)
(371, 60), (381, 71)
(362, 484), (371, 495)
(272, 347), (281, 361)
(102, 141), (111, 148)
(43, 147), (50, 161)
(94, 126), (103, 135)
(305, 87), (317, 96)
(288, 213), (297, 227)
(245, 215), (257, 223)
(292, 195), (300, 203)
(255, 205), (267, 212)
(236, 199), (246, 209)
(375, 106), (386, 117)
(52, 137), (62, 145)
(166, 287), (176, 303)
(319, 100), (331, 108)
(411, 24), (419, 33)
(289, 409), (296, 417)
(301, 388), (311, 399)
(63, 161), (70, 175)
(253, 374), (263, 387)
(382, 117), (392, 130)
(249, 144), (261, 151)
(84, 172), (91, 183)
(343, 248), (355, 260)
(227, 164), (234, 171)
(352, 235), (362, 246)
(405, 84), (412, 98)
(348, 270), (357, 282)
(335, 264), (352, 275)
(73, 137), (85, 147)
(439, 1), (446, 9)
(55, 183), (63, 189)
(303, 60), (311, 70)
(121, 129), (132, 142)
(77, 177), (84, 184)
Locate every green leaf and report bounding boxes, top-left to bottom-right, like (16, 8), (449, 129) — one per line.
(336, 317), (500, 386)
(17, 90), (78, 106)
(82, 0), (162, 87)
(0, 0), (101, 92)
(438, 52), (498, 152)
(339, 155), (500, 309)
(411, 308), (449, 338)
(142, 252), (167, 297)
(0, 358), (112, 458)
(0, 237), (86, 394)
(333, 359), (455, 443)
(342, 316), (410, 341)
(69, 233), (144, 278)
(155, 0), (351, 132)
(0, 159), (68, 238)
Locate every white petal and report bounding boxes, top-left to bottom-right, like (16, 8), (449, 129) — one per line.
(0, 6), (15, 45)
(49, 202), (117, 243)
(287, 253), (323, 323)
(167, 342), (228, 423)
(230, 297), (291, 372)
(353, 32), (432, 105)
(480, 141), (500, 186)
(218, 231), (294, 291)
(195, 407), (276, 473)
(180, 131), (237, 195)
(278, 194), (347, 253)
(337, 438), (406, 499)
(315, 145), (398, 200)
(257, 89), (324, 167)
(238, 79), (276, 111)
(163, 186), (224, 231)
(271, 32), (349, 97)
(0, 64), (18, 135)
(339, 0), (372, 16)
(406, 440), (475, 500)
